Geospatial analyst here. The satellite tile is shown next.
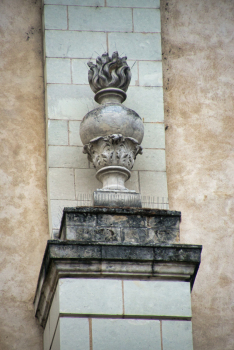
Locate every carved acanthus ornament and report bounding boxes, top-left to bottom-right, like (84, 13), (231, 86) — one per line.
(83, 134), (143, 171)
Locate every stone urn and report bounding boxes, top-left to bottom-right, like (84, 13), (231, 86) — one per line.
(80, 52), (144, 194)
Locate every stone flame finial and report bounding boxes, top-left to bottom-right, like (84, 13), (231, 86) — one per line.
(87, 51), (131, 93)
(80, 51), (144, 207)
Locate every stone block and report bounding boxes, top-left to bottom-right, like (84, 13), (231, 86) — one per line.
(65, 211), (97, 226)
(60, 317), (89, 350)
(66, 225), (122, 241)
(49, 286), (59, 347)
(93, 190), (142, 208)
(148, 216), (180, 243)
(162, 321), (193, 350)
(106, 0), (160, 8)
(47, 84), (98, 120)
(108, 33), (161, 61)
(46, 58), (71, 84)
(139, 171), (168, 198)
(122, 228), (148, 243)
(59, 207), (181, 243)
(59, 278), (123, 315)
(50, 243), (103, 260)
(124, 280), (192, 317)
(72, 59), (92, 85)
(141, 123), (165, 149)
(49, 168), (75, 200)
(43, 317), (50, 350)
(129, 60), (138, 86)
(102, 245), (154, 261)
(45, 30), (107, 58)
(124, 86), (164, 123)
(148, 228), (179, 244)
(154, 246), (201, 263)
(134, 149), (166, 171)
(50, 200), (78, 230)
(92, 319), (161, 350)
(102, 261), (153, 275)
(133, 9), (161, 33)
(69, 7), (132, 32)
(96, 213), (146, 228)
(44, 5), (67, 30)
(51, 321), (60, 350)
(48, 145), (88, 168)
(69, 121), (83, 146)
(148, 215), (180, 229)
(122, 227), (176, 244)
(48, 120), (69, 145)
(139, 61), (163, 87)
(44, 0), (104, 5)
(125, 170), (139, 192)
(75, 168), (102, 197)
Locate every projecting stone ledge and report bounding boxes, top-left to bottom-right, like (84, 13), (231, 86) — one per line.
(59, 206), (181, 244)
(34, 240), (202, 328)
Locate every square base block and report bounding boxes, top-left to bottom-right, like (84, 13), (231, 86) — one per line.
(59, 206), (181, 244)
(93, 190), (142, 208)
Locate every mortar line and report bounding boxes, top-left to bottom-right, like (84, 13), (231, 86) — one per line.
(67, 6), (69, 30)
(73, 168), (77, 200)
(67, 120), (70, 145)
(89, 318), (93, 350)
(70, 59), (73, 84)
(137, 60), (139, 86)
(122, 280), (125, 315)
(138, 171), (141, 193)
(132, 8), (134, 32)
(106, 32), (109, 54)
(160, 320), (163, 350)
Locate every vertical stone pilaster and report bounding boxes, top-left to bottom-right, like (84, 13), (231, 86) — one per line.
(42, 0), (168, 237)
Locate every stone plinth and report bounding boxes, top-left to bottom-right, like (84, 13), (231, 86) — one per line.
(34, 240), (201, 350)
(59, 206), (181, 244)
(93, 190), (142, 208)
(34, 207), (201, 350)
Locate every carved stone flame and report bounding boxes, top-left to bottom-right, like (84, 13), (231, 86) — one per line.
(87, 52), (131, 93)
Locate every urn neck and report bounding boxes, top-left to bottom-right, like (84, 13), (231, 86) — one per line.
(94, 88), (127, 104)
(96, 166), (131, 191)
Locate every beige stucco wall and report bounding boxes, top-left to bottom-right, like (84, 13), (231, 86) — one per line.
(0, 0), (49, 349)
(161, 0), (234, 349)
(0, 0), (234, 349)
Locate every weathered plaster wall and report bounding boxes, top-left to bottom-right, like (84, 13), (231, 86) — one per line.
(0, 0), (48, 349)
(161, 0), (234, 349)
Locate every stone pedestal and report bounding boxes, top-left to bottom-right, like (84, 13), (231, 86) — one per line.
(93, 190), (142, 208)
(34, 208), (202, 350)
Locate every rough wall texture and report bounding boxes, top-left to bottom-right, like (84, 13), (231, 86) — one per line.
(161, 0), (234, 349)
(0, 0), (49, 349)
